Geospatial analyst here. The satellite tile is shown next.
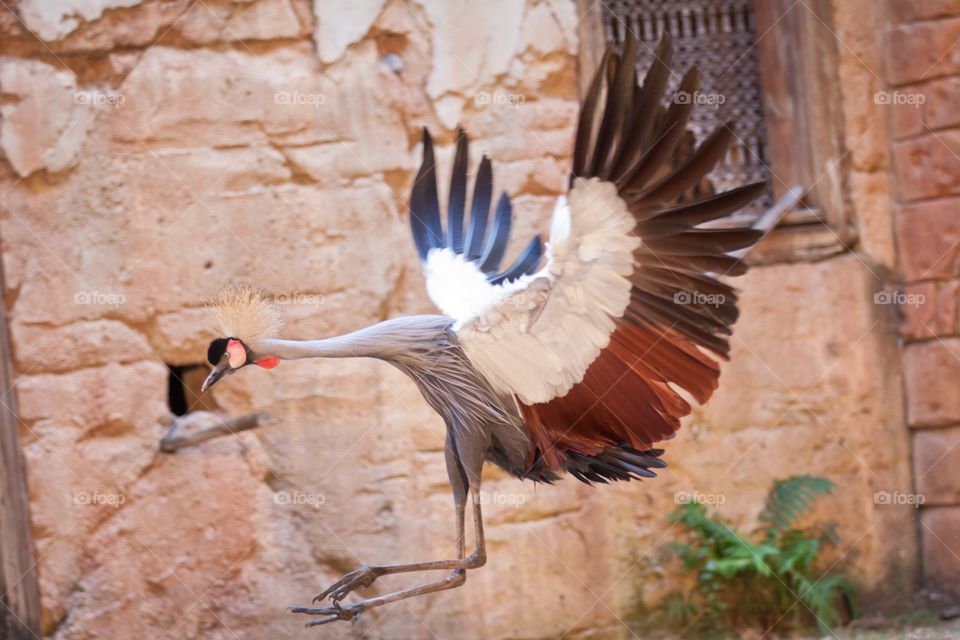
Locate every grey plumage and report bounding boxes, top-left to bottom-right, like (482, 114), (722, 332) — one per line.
(262, 315), (557, 483)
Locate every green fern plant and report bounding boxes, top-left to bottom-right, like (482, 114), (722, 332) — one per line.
(760, 475), (836, 534)
(654, 475), (856, 638)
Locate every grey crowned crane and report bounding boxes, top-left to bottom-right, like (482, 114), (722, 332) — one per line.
(201, 33), (792, 626)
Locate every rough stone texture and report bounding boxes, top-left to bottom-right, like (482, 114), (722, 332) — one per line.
(890, 95), (925, 139)
(832, 0), (898, 269)
(849, 169), (897, 270)
(0, 58), (95, 177)
(312, 0), (385, 63)
(696, 256), (914, 593)
(890, 0), (960, 22)
(920, 507), (960, 597)
(903, 339), (960, 427)
(885, 0), (960, 605)
(893, 132), (960, 202)
(898, 282), (939, 340)
(9, 319), (154, 374)
(886, 16), (960, 86)
(914, 426), (960, 505)
(895, 198), (960, 281)
(0, 0), (315, 54)
(898, 280), (960, 340)
(17, 0), (143, 41)
(0, 0), (923, 637)
(924, 76), (960, 130)
(421, 0), (527, 99)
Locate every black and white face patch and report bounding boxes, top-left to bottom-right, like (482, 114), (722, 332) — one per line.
(207, 337), (248, 368)
(207, 338), (229, 365)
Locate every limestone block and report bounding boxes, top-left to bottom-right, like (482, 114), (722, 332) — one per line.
(0, 59), (94, 176)
(17, 0), (142, 41)
(10, 319), (152, 374)
(921, 507), (960, 597)
(904, 339), (960, 427)
(311, 0), (386, 63)
(895, 198), (960, 280)
(914, 426), (960, 505)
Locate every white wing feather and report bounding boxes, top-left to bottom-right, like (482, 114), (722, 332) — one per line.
(454, 177), (640, 405)
(423, 248), (534, 321)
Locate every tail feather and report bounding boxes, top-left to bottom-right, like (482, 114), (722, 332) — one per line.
(565, 446), (666, 485)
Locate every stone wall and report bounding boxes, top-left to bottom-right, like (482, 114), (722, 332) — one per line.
(887, 0), (960, 600)
(0, 0), (926, 638)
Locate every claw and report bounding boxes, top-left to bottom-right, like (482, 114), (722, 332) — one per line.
(312, 566), (381, 604)
(288, 606), (330, 615)
(289, 603), (361, 626)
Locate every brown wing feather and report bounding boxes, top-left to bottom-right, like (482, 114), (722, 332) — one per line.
(520, 322), (716, 468)
(523, 31), (768, 472)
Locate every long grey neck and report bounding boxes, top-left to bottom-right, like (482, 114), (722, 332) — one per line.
(257, 334), (376, 360)
(255, 315), (454, 362)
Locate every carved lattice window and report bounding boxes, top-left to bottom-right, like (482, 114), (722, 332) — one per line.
(601, 0), (773, 223)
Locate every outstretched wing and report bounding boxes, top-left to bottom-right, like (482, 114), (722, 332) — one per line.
(408, 128), (543, 321)
(456, 31), (774, 469)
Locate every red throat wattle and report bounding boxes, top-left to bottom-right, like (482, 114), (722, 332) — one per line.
(255, 356), (280, 369)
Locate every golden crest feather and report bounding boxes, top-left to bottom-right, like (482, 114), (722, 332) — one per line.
(208, 284), (284, 344)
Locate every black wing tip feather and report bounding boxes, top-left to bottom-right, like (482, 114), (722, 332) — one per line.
(566, 446), (667, 485)
(446, 127), (469, 252)
(408, 128), (540, 285)
(568, 29), (772, 370)
(465, 154), (493, 259)
(408, 128), (442, 260)
(478, 191), (513, 273)
(572, 31), (766, 227)
(573, 31), (675, 184)
(490, 235), (543, 285)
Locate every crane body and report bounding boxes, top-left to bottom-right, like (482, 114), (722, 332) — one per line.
(200, 32), (796, 626)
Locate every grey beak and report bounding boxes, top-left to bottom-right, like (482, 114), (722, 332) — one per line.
(201, 361), (233, 393)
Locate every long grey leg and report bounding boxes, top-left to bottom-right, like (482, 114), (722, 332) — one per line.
(290, 433), (487, 626)
(290, 489), (486, 626)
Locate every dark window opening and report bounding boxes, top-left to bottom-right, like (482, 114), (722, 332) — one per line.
(167, 365), (189, 416)
(167, 364), (218, 416)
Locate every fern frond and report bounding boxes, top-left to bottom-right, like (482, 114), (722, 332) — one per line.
(660, 474), (854, 636)
(795, 573), (855, 634)
(760, 475), (835, 533)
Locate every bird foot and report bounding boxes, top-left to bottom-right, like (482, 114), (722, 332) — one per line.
(288, 601), (364, 627)
(313, 565), (382, 604)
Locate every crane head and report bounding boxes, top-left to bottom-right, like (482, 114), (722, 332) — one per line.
(202, 284), (283, 392)
(202, 336), (279, 392)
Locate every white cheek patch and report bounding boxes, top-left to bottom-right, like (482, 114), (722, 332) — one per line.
(226, 339), (247, 368)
